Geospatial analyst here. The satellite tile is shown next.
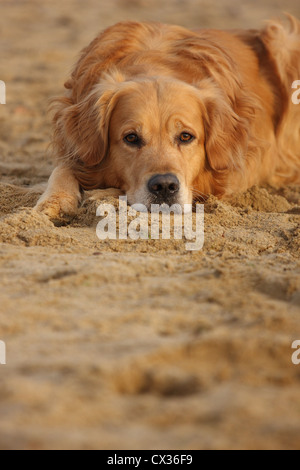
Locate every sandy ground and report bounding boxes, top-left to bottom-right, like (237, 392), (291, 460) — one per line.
(0, 0), (300, 450)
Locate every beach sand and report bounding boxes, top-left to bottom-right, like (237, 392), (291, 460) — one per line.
(0, 0), (300, 450)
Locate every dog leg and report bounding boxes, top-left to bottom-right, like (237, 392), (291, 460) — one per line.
(85, 188), (124, 202)
(35, 165), (81, 219)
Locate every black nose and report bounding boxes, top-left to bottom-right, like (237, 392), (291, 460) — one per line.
(148, 174), (180, 198)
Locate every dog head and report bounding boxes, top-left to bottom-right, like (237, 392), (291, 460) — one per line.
(57, 71), (252, 208)
(105, 76), (207, 208)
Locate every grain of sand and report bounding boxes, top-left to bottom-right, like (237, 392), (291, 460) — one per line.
(0, 0), (300, 450)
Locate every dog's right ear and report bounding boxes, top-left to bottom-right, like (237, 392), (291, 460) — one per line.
(52, 71), (127, 167)
(196, 82), (258, 174)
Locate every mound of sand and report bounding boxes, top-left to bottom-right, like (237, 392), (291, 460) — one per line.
(0, 183), (41, 216)
(228, 186), (292, 212)
(1, 0), (300, 451)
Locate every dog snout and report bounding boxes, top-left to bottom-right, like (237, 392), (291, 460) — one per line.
(147, 174), (180, 202)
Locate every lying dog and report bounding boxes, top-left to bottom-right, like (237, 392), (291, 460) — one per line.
(36, 16), (300, 217)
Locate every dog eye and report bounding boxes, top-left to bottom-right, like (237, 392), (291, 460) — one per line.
(124, 133), (140, 145)
(179, 133), (195, 143)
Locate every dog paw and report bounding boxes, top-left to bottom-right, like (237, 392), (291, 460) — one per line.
(35, 193), (80, 221)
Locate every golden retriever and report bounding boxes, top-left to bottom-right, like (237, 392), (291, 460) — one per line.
(36, 16), (300, 217)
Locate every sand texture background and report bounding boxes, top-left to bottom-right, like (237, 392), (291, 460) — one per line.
(0, 0), (300, 450)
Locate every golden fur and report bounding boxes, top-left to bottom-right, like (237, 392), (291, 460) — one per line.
(36, 16), (300, 216)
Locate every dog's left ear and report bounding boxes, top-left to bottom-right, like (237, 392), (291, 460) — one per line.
(200, 88), (255, 173)
(52, 71), (128, 168)
(77, 75), (125, 166)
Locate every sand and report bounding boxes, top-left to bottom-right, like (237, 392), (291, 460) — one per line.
(0, 0), (300, 450)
